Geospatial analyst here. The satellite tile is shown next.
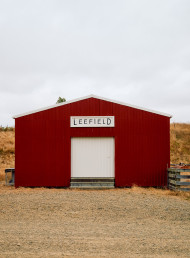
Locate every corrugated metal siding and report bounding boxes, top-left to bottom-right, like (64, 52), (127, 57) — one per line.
(15, 98), (170, 187)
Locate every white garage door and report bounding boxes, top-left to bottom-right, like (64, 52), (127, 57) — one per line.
(71, 137), (115, 178)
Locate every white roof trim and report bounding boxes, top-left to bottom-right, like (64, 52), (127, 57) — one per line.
(13, 94), (172, 118)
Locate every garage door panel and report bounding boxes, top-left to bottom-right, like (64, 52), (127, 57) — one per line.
(71, 137), (115, 178)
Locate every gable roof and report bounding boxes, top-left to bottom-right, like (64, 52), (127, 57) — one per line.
(13, 94), (172, 118)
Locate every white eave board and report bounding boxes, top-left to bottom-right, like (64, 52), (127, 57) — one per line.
(13, 94), (172, 119)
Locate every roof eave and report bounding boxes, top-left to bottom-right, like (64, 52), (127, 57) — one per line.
(12, 94), (172, 119)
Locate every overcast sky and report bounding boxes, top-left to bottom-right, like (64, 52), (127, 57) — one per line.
(0, 0), (190, 126)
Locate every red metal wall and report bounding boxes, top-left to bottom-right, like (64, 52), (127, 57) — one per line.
(15, 97), (170, 187)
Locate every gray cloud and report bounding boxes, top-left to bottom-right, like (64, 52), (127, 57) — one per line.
(0, 0), (190, 125)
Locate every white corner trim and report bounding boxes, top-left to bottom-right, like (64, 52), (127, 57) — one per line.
(12, 94), (172, 118)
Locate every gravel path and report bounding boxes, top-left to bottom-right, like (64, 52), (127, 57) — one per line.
(0, 186), (190, 257)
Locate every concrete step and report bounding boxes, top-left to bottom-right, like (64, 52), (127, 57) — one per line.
(70, 185), (115, 189)
(70, 177), (115, 189)
(71, 177), (114, 182)
(70, 182), (114, 187)
(71, 177), (115, 182)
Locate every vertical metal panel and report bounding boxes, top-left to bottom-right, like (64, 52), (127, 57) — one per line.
(15, 97), (170, 188)
(71, 137), (114, 178)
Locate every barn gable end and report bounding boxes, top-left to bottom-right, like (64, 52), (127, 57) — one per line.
(14, 95), (171, 188)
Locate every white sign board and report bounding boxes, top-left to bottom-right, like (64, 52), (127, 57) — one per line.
(70, 116), (115, 127)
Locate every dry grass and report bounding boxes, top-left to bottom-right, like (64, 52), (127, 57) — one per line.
(131, 185), (190, 201)
(170, 123), (190, 164)
(0, 130), (15, 181)
(0, 129), (15, 153)
(0, 182), (189, 200)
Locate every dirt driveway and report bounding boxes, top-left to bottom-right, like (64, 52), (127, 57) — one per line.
(0, 185), (190, 257)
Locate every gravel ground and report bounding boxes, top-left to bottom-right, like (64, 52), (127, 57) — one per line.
(0, 185), (190, 258)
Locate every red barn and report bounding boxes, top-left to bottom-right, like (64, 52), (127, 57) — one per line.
(13, 95), (171, 188)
